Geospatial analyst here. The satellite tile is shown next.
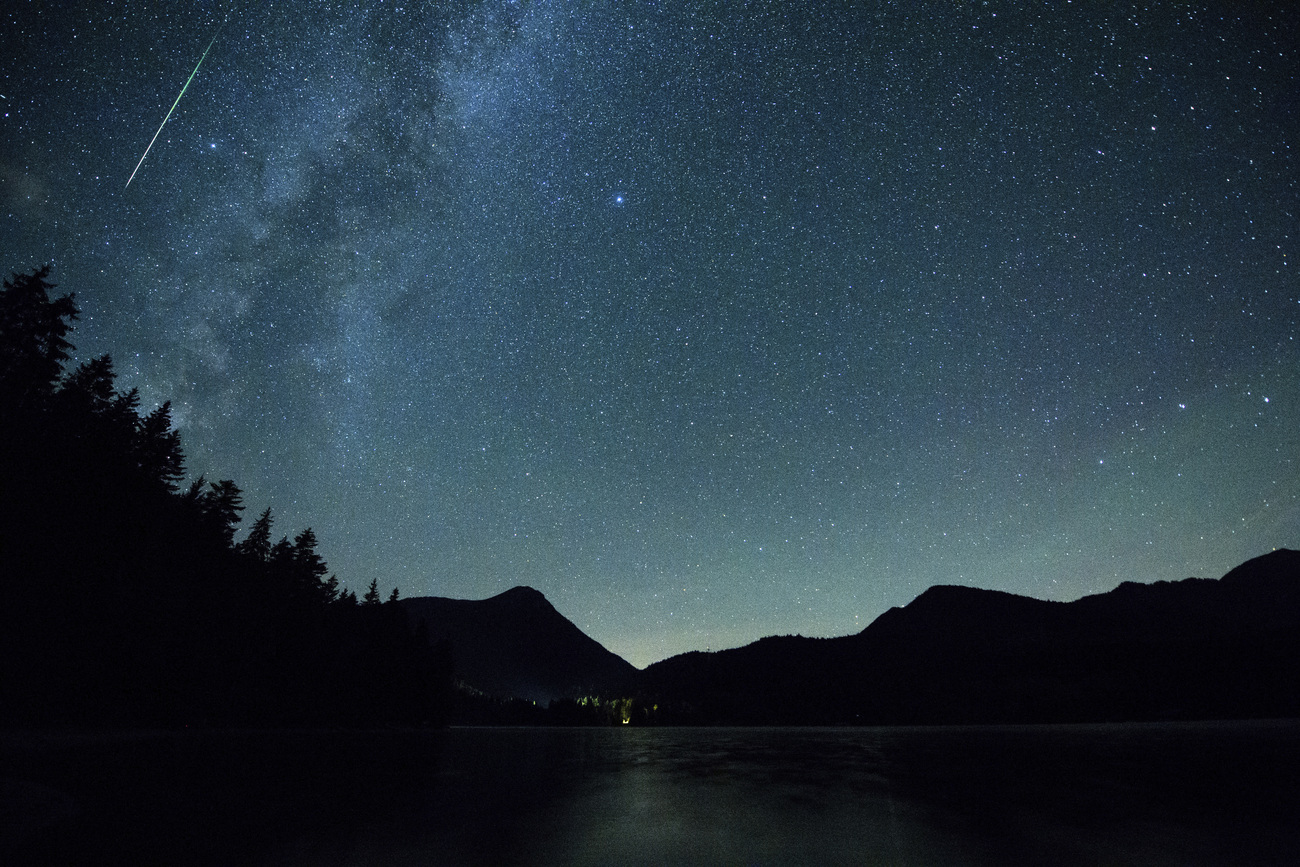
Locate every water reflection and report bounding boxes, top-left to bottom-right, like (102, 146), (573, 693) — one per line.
(431, 722), (1300, 866)
(4, 721), (1298, 865)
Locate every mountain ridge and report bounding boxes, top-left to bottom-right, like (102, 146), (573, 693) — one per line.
(405, 549), (1300, 724)
(400, 586), (637, 704)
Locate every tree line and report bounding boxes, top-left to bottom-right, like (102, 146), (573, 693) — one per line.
(0, 266), (452, 727)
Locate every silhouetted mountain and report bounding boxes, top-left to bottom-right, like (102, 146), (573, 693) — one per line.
(639, 549), (1300, 725)
(396, 551), (1298, 724)
(401, 587), (638, 704)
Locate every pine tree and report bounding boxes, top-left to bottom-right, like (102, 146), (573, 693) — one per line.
(203, 479), (245, 546)
(291, 528), (333, 602)
(362, 578), (381, 606)
(292, 529), (328, 581)
(134, 401), (185, 491)
(57, 355), (119, 416)
(0, 265), (78, 409)
(236, 508), (274, 562)
(52, 355), (140, 475)
(270, 536), (295, 569)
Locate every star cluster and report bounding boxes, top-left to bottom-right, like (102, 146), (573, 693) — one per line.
(3, 1), (1296, 666)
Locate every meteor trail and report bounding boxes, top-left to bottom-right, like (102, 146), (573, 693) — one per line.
(125, 25), (223, 189)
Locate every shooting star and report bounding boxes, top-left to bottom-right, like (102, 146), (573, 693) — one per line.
(126, 24), (223, 189)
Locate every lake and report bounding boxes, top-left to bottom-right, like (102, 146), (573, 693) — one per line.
(3, 720), (1298, 864)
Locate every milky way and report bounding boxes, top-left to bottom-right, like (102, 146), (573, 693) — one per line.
(3, 1), (1297, 665)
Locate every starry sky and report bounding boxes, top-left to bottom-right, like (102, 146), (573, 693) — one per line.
(3, 1), (1297, 667)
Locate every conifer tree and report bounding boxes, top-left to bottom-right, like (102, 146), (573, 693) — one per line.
(270, 536), (295, 569)
(293, 527), (327, 575)
(237, 508), (274, 562)
(0, 266), (77, 408)
(202, 479), (245, 545)
(134, 401), (185, 491)
(57, 354), (119, 415)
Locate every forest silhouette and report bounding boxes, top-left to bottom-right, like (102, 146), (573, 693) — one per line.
(0, 266), (452, 727)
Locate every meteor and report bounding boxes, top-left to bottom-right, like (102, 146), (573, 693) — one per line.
(125, 24), (223, 189)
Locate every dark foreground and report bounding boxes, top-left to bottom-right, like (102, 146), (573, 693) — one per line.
(3, 720), (1298, 865)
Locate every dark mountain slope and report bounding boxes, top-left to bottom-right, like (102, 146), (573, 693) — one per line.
(400, 587), (637, 704)
(640, 549), (1300, 724)
(396, 551), (1298, 724)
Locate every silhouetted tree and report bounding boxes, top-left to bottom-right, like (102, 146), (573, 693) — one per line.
(237, 508), (274, 562)
(0, 265), (77, 409)
(134, 401), (185, 491)
(363, 579), (382, 607)
(205, 479), (245, 545)
(270, 536), (295, 568)
(183, 477), (245, 546)
(58, 354), (120, 415)
(292, 528), (333, 602)
(49, 355), (141, 486)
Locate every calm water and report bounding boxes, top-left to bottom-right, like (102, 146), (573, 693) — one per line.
(4, 720), (1299, 865)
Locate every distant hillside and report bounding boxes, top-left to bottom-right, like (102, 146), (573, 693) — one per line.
(399, 550), (1299, 724)
(639, 549), (1300, 724)
(401, 587), (638, 704)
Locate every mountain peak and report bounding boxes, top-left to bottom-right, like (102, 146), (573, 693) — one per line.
(1220, 548), (1300, 584)
(400, 586), (636, 703)
(486, 585), (557, 614)
(492, 585), (547, 601)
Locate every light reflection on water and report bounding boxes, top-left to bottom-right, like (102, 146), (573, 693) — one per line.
(427, 721), (1300, 866)
(4, 720), (1299, 864)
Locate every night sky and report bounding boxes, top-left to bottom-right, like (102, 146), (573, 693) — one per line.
(3, 1), (1297, 667)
